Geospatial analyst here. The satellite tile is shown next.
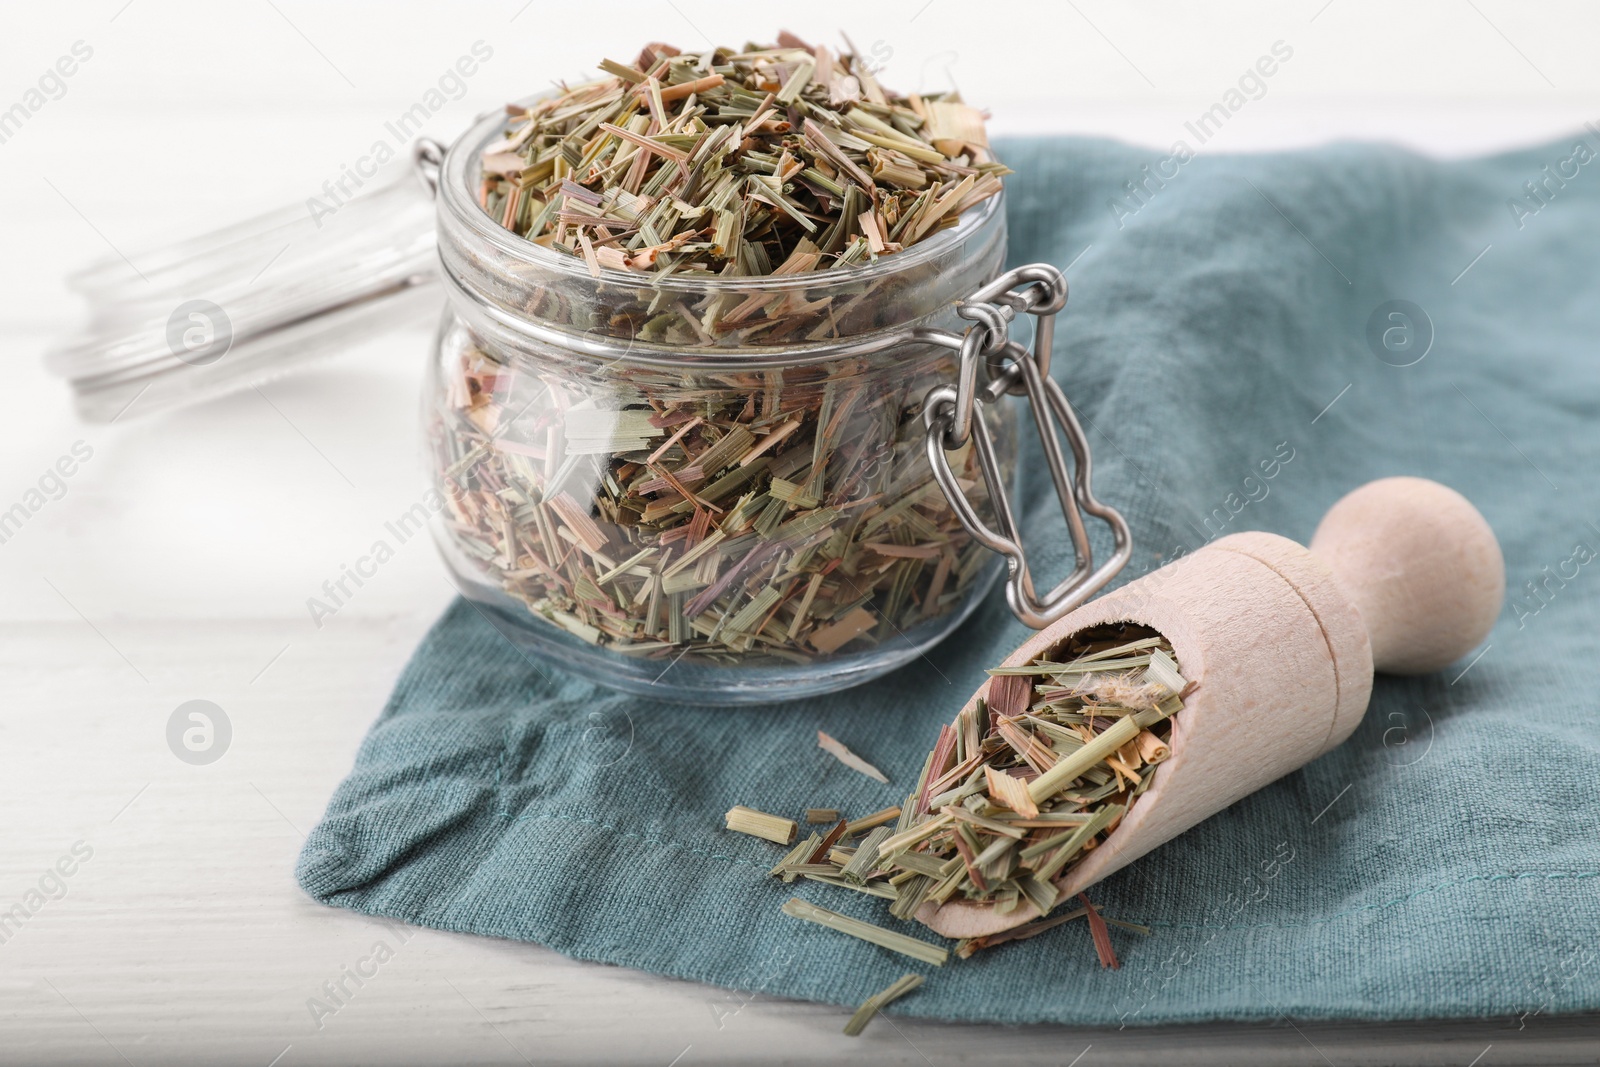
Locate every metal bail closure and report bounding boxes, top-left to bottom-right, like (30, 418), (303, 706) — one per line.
(921, 264), (1132, 628)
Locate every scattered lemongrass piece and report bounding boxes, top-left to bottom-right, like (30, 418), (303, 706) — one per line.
(1079, 893), (1120, 970)
(840, 826), (894, 884)
(876, 812), (954, 856)
(770, 832), (820, 879)
(807, 818), (851, 863)
(818, 730), (890, 784)
(725, 805), (797, 845)
(781, 898), (948, 966)
(843, 974), (925, 1037)
(845, 806), (902, 835)
(803, 872), (898, 900)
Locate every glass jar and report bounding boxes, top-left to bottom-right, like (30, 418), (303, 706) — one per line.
(423, 106), (1017, 704)
(47, 106), (1131, 707)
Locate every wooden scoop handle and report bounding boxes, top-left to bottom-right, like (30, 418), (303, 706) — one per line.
(1309, 477), (1504, 674)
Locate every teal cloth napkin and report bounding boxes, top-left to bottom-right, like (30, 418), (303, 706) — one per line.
(298, 134), (1600, 1026)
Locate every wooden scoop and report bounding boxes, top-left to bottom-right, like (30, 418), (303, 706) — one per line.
(917, 476), (1504, 939)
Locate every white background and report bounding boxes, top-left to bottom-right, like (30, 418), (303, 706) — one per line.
(1, 2), (1597, 1063)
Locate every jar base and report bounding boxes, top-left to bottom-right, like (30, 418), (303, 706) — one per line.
(438, 541), (1002, 706)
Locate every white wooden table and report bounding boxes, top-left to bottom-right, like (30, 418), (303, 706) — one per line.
(5, 3), (1598, 1062)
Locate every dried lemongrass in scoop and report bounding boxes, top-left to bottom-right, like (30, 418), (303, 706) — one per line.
(874, 624), (1187, 946)
(758, 625), (1182, 961)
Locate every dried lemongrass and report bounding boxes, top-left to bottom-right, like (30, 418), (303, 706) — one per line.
(1144, 648), (1186, 696)
(843, 973), (925, 1037)
(1078, 892), (1120, 969)
(722, 634), (1174, 988)
(725, 805), (798, 844)
(954, 907), (1088, 958)
(770, 832), (821, 878)
(863, 624), (1186, 954)
(809, 609), (881, 656)
(434, 308), (1007, 670)
(1135, 729), (1171, 765)
(876, 812), (953, 856)
(839, 825), (894, 883)
(983, 766), (1038, 819)
(818, 730), (890, 783)
(844, 805), (901, 835)
(780, 897), (948, 966)
(806, 817), (851, 863)
(437, 36), (1012, 677)
(1026, 717), (1142, 804)
(806, 808), (842, 824)
(802, 872), (899, 900)
(480, 36), (1007, 283)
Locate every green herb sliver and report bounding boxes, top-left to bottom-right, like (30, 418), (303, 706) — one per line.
(843, 973), (925, 1037)
(780, 898), (947, 966)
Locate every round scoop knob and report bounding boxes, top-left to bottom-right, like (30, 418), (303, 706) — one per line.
(1309, 477), (1504, 675)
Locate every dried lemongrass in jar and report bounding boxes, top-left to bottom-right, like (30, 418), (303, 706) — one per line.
(424, 36), (1018, 703)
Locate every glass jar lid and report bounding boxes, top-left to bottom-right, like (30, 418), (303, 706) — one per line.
(46, 157), (440, 422)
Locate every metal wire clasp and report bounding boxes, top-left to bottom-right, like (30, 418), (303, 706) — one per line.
(412, 137), (446, 198)
(921, 264), (1131, 628)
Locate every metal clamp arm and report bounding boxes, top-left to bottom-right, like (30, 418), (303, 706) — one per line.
(922, 264), (1131, 628)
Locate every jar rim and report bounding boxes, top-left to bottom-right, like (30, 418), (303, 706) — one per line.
(438, 99), (1004, 295)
